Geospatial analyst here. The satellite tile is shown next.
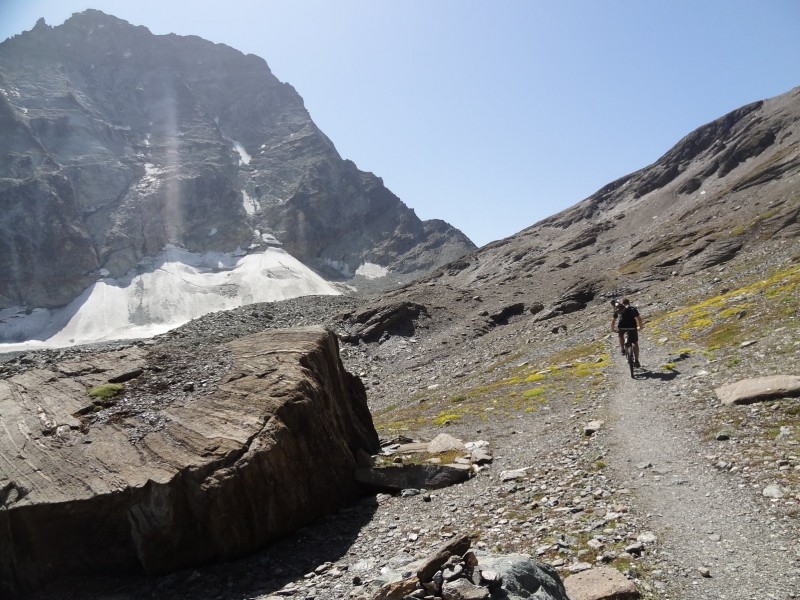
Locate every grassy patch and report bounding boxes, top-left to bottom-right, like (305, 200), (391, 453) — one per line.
(522, 387), (546, 398)
(648, 263), (799, 356)
(373, 339), (612, 434)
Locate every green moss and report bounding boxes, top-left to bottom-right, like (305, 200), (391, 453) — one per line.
(525, 373), (547, 382)
(688, 317), (713, 328)
(433, 412), (461, 426)
(88, 383), (124, 399)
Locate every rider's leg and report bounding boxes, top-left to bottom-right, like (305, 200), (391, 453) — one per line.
(618, 333), (625, 355)
(633, 342), (640, 362)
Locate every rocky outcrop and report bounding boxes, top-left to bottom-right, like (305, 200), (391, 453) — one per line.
(0, 10), (474, 311)
(0, 327), (379, 597)
(339, 301), (429, 343)
(714, 375), (800, 405)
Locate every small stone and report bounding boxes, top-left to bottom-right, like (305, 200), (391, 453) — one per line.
(762, 484), (788, 499)
(499, 469), (528, 481)
(441, 577), (490, 600)
(584, 420), (604, 436)
(637, 532), (657, 544)
(479, 569), (502, 590)
(568, 561), (593, 574)
(587, 539), (604, 551)
(698, 567), (711, 578)
(624, 542), (644, 556)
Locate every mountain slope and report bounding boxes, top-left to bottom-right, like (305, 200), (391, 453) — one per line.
(0, 10), (474, 313)
(375, 86), (799, 319)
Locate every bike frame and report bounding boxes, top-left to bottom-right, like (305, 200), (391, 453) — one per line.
(617, 327), (638, 378)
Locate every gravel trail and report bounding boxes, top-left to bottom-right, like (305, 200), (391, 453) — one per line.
(603, 339), (800, 599)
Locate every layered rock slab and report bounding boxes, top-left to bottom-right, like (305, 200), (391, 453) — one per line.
(714, 375), (800, 405)
(0, 328), (379, 597)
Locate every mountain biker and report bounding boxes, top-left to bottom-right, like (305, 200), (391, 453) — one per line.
(611, 298), (644, 367)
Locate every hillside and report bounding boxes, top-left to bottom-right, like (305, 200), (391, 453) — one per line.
(2, 84), (799, 599)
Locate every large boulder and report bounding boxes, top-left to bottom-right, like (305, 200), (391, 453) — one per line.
(0, 327), (379, 597)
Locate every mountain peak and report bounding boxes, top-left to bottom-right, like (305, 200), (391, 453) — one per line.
(0, 12), (474, 345)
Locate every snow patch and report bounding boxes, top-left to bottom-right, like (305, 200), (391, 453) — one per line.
(242, 190), (261, 216)
(355, 262), (389, 279)
(261, 233), (282, 246)
(209, 227), (217, 236)
(0, 246), (340, 351)
(232, 141), (251, 165)
(134, 164), (162, 194)
(123, 50), (132, 59)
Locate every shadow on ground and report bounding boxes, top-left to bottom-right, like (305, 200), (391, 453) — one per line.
(635, 368), (679, 381)
(28, 496), (380, 600)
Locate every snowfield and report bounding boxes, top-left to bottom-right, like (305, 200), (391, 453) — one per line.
(0, 246), (340, 351)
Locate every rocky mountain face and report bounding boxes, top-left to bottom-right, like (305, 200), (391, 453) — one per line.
(0, 10), (474, 311)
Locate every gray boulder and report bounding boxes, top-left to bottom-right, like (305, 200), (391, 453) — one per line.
(476, 553), (570, 600)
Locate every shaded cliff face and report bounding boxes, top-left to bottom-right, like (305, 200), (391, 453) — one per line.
(0, 10), (475, 310)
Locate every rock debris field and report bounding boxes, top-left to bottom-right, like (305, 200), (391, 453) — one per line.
(5, 256), (800, 600)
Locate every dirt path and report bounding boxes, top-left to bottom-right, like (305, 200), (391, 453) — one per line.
(603, 341), (800, 599)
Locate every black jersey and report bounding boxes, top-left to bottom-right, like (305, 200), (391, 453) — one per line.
(615, 306), (639, 329)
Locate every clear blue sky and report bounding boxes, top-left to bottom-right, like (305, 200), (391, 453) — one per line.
(2, 1), (799, 247)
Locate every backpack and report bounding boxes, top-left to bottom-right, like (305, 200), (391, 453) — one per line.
(617, 305), (638, 328)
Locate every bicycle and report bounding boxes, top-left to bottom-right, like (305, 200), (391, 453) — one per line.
(617, 327), (639, 378)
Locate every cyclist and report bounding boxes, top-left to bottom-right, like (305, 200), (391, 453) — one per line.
(611, 298), (644, 367)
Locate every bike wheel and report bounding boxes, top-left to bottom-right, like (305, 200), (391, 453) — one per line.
(627, 346), (635, 378)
